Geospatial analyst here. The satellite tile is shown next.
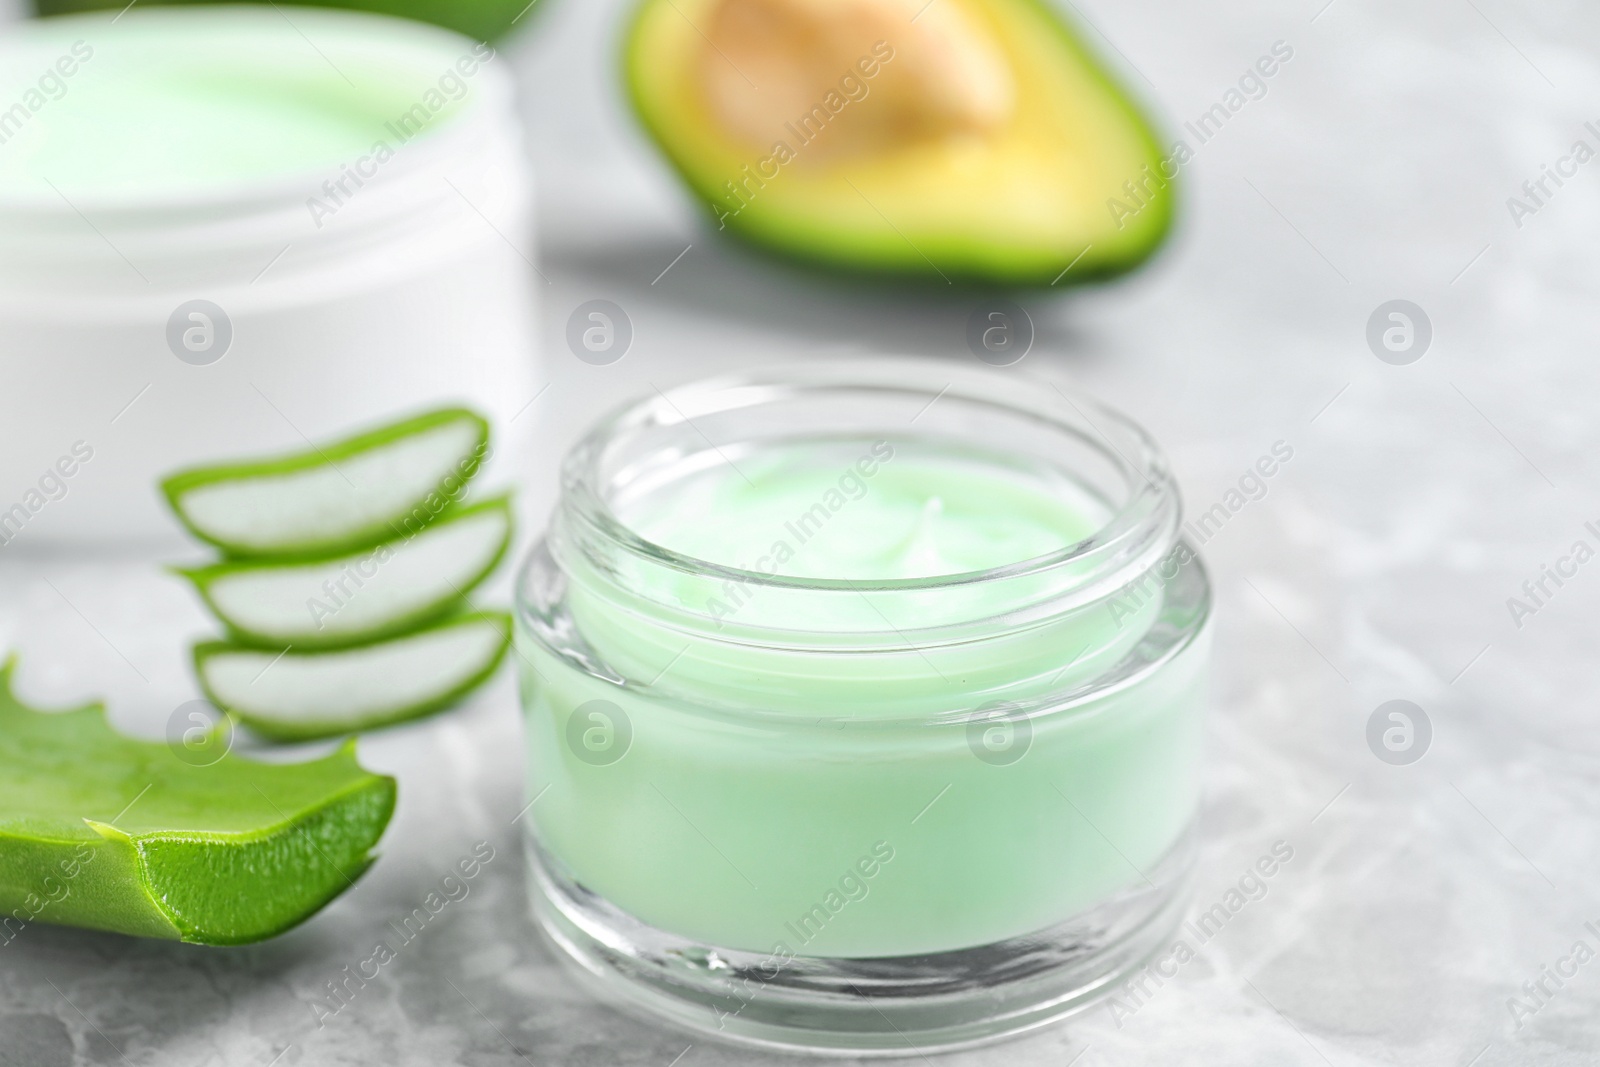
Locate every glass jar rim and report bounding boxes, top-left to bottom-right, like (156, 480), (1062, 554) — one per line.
(557, 358), (1181, 600)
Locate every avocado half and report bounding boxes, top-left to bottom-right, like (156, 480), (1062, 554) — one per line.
(624, 0), (1176, 286)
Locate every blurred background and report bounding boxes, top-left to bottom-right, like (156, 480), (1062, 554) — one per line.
(2, 0), (1598, 1063)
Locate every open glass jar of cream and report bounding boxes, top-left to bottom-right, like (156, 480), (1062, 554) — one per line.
(515, 361), (1211, 1053)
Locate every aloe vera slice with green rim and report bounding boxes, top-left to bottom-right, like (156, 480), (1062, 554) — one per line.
(195, 612), (512, 742)
(0, 660), (395, 945)
(161, 407), (489, 560)
(176, 496), (514, 651)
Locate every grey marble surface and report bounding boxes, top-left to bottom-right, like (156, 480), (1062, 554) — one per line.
(5, 0), (1600, 1063)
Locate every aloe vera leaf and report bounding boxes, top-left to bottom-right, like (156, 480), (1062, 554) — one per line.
(160, 407), (489, 560)
(0, 660), (395, 946)
(176, 496), (513, 650)
(195, 612), (512, 742)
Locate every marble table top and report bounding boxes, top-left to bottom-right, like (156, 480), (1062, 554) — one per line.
(3, 0), (1599, 1063)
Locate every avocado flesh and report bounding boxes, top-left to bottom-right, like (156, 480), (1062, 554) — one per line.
(626, 0), (1174, 285)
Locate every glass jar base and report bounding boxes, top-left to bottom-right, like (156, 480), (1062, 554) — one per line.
(525, 832), (1195, 1057)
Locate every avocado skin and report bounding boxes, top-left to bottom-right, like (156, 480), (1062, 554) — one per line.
(623, 0), (1177, 288)
(33, 0), (547, 42)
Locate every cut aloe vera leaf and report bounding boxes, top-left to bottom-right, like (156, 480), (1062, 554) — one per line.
(195, 612), (512, 742)
(177, 496), (513, 651)
(0, 659), (395, 946)
(161, 407), (490, 559)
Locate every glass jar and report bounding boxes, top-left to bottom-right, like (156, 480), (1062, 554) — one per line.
(515, 360), (1211, 1054)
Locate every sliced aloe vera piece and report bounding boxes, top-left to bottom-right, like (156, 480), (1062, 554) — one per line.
(0, 659), (394, 946)
(161, 407), (489, 559)
(196, 612), (512, 742)
(178, 496), (513, 650)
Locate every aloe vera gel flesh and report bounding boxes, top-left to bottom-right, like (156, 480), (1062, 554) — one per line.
(515, 364), (1211, 1051)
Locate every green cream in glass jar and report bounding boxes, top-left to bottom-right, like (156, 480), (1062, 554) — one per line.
(515, 361), (1211, 1053)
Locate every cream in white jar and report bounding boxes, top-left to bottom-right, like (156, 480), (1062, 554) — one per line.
(0, 6), (539, 547)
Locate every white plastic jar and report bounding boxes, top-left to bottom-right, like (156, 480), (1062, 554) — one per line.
(0, 6), (538, 547)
